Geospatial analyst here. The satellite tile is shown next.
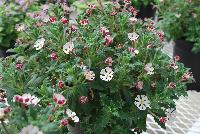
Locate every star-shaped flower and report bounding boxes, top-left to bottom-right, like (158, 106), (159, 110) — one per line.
(66, 109), (79, 123)
(134, 95), (150, 110)
(63, 42), (74, 54)
(84, 70), (95, 81)
(34, 38), (45, 50)
(100, 67), (114, 81)
(128, 32), (139, 42)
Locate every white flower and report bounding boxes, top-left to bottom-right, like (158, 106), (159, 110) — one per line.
(100, 67), (114, 81)
(175, 14), (181, 18)
(170, 62), (178, 70)
(31, 96), (40, 106)
(66, 109), (79, 123)
(41, 4), (49, 11)
(66, 109), (76, 117)
(84, 70), (95, 81)
(63, 42), (74, 54)
(72, 116), (79, 123)
(128, 32), (139, 42)
(77, 64), (88, 71)
(128, 47), (139, 56)
(129, 17), (137, 24)
(134, 95), (150, 110)
(192, 13), (197, 18)
(22, 93), (32, 105)
(34, 38), (45, 50)
(20, 125), (43, 134)
(15, 23), (26, 32)
(14, 93), (40, 106)
(165, 108), (176, 121)
(144, 63), (154, 75)
(53, 93), (66, 105)
(41, 15), (50, 23)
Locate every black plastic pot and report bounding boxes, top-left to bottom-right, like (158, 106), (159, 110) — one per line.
(67, 123), (83, 134)
(0, 49), (6, 58)
(174, 40), (200, 92)
(137, 4), (156, 19)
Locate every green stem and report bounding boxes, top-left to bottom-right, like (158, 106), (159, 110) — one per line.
(148, 110), (159, 119)
(1, 120), (9, 134)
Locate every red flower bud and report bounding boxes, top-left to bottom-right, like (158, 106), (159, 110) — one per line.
(16, 63), (23, 70)
(61, 17), (69, 24)
(61, 119), (69, 126)
(159, 117), (167, 124)
(50, 17), (56, 23)
(86, 9), (92, 16)
(58, 80), (64, 89)
(3, 107), (11, 114)
(168, 82), (176, 89)
(174, 55), (180, 62)
(51, 53), (58, 61)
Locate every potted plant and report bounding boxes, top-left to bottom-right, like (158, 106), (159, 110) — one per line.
(116, 0), (160, 19)
(0, 2), (193, 133)
(0, 0), (42, 58)
(158, 0), (200, 91)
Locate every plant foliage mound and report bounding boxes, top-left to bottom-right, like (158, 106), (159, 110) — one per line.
(158, 0), (200, 53)
(0, 1), (193, 134)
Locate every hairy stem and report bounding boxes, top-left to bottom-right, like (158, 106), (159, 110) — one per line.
(1, 120), (9, 134)
(48, 105), (59, 122)
(96, 0), (104, 10)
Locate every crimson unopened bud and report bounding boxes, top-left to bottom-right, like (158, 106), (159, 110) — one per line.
(49, 17), (56, 23)
(104, 35), (113, 45)
(159, 117), (167, 123)
(51, 53), (58, 61)
(58, 80), (64, 89)
(110, 11), (117, 16)
(3, 107), (11, 114)
(61, 17), (69, 24)
(16, 63), (23, 70)
(86, 9), (92, 16)
(174, 55), (180, 62)
(61, 119), (68, 126)
(71, 25), (78, 32)
(129, 6), (136, 14)
(147, 43), (153, 49)
(105, 57), (113, 66)
(168, 82), (176, 89)
(79, 19), (89, 26)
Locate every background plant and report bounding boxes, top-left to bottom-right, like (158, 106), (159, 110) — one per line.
(158, 0), (200, 53)
(0, 1), (193, 134)
(0, 0), (45, 50)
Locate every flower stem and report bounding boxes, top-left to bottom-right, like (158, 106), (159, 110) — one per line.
(96, 0), (104, 11)
(1, 120), (9, 134)
(148, 110), (159, 119)
(48, 105), (59, 122)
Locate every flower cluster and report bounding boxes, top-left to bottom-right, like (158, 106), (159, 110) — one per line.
(0, 2), (192, 134)
(13, 93), (40, 106)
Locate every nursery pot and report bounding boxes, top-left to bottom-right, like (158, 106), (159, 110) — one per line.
(68, 123), (83, 134)
(0, 49), (7, 58)
(137, 4), (156, 19)
(174, 40), (200, 92)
